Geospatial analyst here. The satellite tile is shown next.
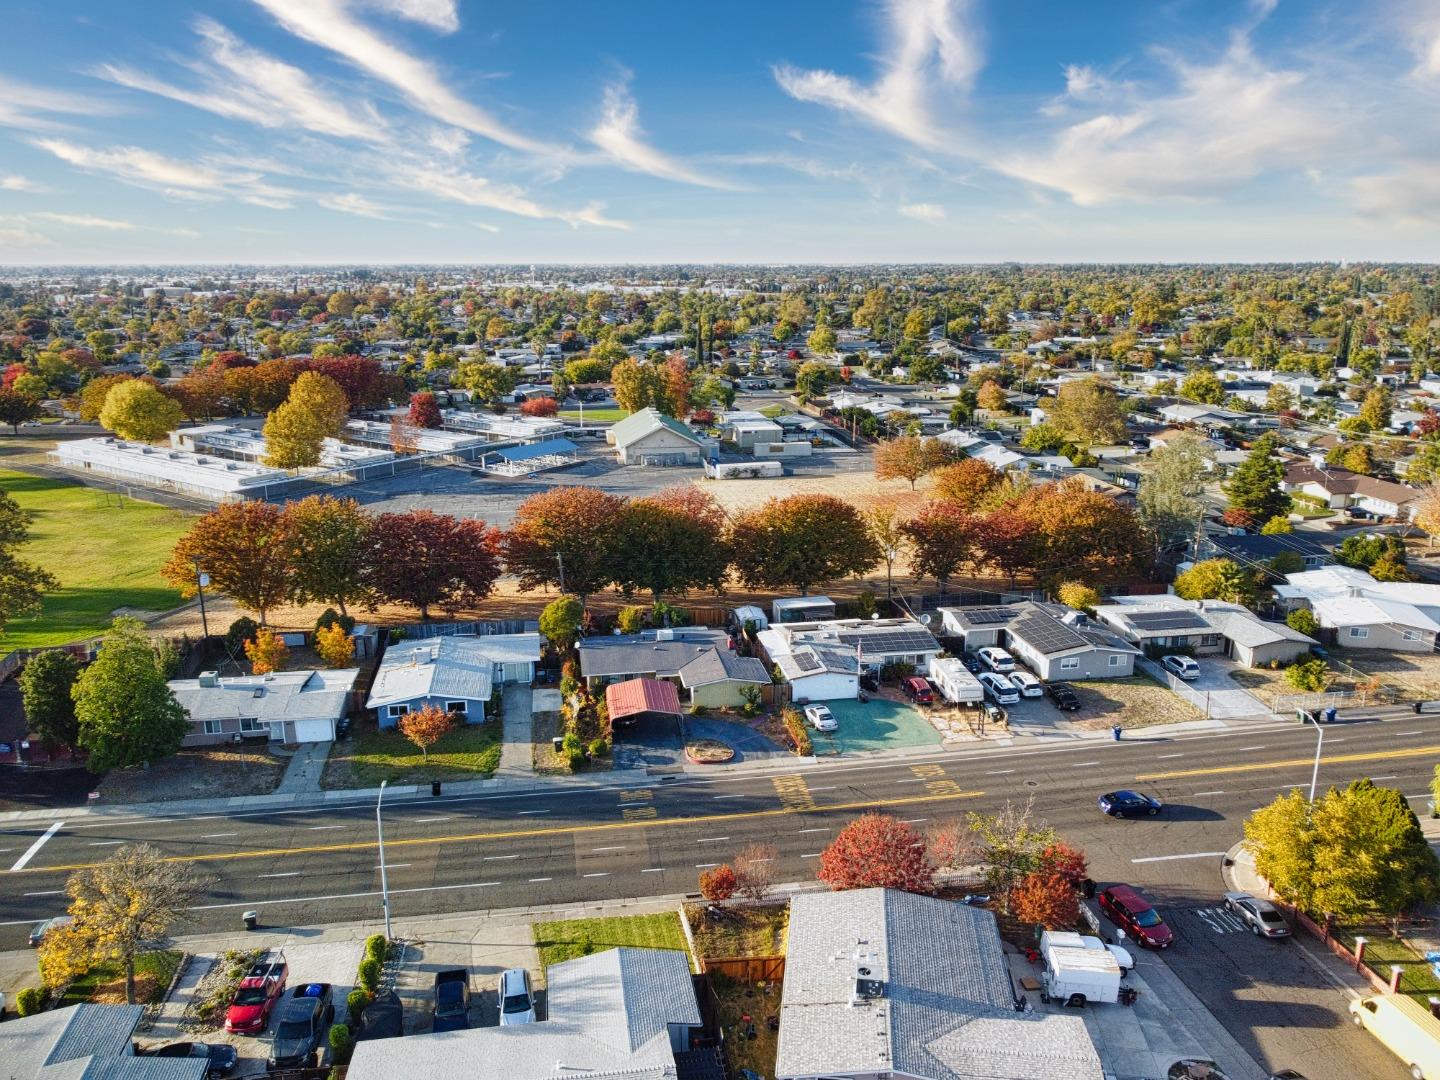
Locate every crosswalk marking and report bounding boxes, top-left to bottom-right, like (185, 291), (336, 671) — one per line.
(773, 774), (816, 812)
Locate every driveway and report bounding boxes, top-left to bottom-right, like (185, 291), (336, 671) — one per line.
(1139, 656), (1273, 719)
(612, 715), (788, 768)
(681, 717), (786, 763)
(391, 919), (543, 1033)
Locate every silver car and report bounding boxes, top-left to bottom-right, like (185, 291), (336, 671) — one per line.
(497, 968), (536, 1025)
(1224, 892), (1291, 938)
(803, 704), (837, 732)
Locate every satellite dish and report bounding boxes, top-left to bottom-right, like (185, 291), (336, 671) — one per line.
(920, 613), (932, 625)
(870, 612), (880, 621)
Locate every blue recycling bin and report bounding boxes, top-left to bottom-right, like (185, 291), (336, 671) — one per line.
(1111, 726), (1123, 741)
(1323, 707), (1337, 723)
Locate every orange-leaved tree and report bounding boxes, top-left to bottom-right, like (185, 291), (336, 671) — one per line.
(817, 813), (934, 894)
(244, 627), (288, 674)
(398, 704), (455, 762)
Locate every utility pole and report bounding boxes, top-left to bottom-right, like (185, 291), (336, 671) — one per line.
(194, 561), (210, 640)
(556, 551), (566, 594)
(376, 780), (393, 940)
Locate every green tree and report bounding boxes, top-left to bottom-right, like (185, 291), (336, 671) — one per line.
(284, 495), (372, 616)
(1019, 423), (1067, 454)
(730, 494), (879, 594)
(1357, 387), (1393, 431)
(1311, 780), (1439, 925)
(1048, 376), (1128, 446)
(1173, 558), (1257, 604)
(262, 371), (349, 469)
(98, 379), (183, 442)
(539, 596), (584, 652)
(72, 618), (187, 772)
(1223, 434), (1290, 521)
(611, 357), (659, 413)
(1180, 369), (1226, 404)
(807, 326), (837, 355)
(794, 361), (833, 401)
(1286, 608), (1319, 636)
(455, 359), (519, 403)
(19, 649), (81, 748)
(1285, 658), (1330, 692)
(0, 488), (58, 636)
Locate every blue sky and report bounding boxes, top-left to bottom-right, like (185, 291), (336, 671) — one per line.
(1, 0), (1438, 264)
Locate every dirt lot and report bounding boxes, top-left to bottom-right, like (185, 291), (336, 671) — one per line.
(1230, 648), (1440, 702)
(96, 744), (285, 804)
(1065, 676), (1205, 730)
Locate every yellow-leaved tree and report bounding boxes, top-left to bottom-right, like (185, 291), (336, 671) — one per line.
(262, 371), (348, 469)
(98, 379), (183, 442)
(244, 627), (289, 674)
(314, 622), (355, 668)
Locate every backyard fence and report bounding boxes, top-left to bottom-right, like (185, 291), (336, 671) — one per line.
(393, 618), (537, 638)
(697, 955), (786, 981)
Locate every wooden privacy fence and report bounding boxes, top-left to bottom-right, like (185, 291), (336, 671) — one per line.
(698, 954), (785, 981)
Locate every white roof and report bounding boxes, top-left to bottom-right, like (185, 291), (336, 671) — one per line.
(367, 634), (540, 708)
(52, 437), (288, 492)
(1283, 567), (1440, 633)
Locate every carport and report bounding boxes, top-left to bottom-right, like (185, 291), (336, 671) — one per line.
(606, 678), (685, 769)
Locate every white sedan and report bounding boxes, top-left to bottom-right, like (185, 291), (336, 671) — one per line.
(804, 704), (838, 732)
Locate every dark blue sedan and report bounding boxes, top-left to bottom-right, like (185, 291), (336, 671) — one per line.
(1098, 790), (1163, 818)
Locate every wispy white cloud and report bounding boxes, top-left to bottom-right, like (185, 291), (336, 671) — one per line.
(0, 75), (108, 132)
(97, 18), (385, 143)
(401, 165), (627, 228)
(29, 212), (135, 230)
(0, 227), (51, 247)
(898, 201), (946, 221)
(31, 138), (298, 208)
(0, 175), (42, 192)
(774, 0), (980, 148)
(316, 192), (391, 218)
(249, 0), (565, 157)
(589, 78), (740, 189)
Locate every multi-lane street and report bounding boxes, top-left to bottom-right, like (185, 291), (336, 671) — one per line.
(3, 710), (1434, 1079)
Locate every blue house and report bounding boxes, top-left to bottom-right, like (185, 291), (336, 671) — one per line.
(366, 634), (541, 727)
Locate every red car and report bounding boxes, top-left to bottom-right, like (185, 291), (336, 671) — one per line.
(901, 676), (934, 705)
(1099, 885), (1174, 949)
(225, 956), (288, 1034)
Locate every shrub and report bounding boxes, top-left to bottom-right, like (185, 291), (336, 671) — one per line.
(587, 738), (609, 758)
(16, 986), (45, 1016)
(1285, 608), (1319, 637)
(357, 957), (381, 994)
(347, 988), (370, 1022)
(328, 1023), (353, 1064)
(363, 934), (388, 964)
(224, 616), (258, 655)
(855, 589), (877, 618)
(616, 605), (646, 634)
(782, 707), (812, 756)
(739, 684), (762, 718)
(562, 731), (585, 771)
(316, 608), (356, 635)
(880, 661), (916, 682)
(1285, 658), (1330, 692)
(560, 673), (579, 697)
(699, 863), (738, 901)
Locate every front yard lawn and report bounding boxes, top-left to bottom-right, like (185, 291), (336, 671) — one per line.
(559, 407), (628, 422)
(533, 912), (688, 970)
(1332, 924), (1440, 1005)
(322, 721), (502, 788)
(686, 903), (788, 959)
(0, 468), (194, 652)
(61, 949), (183, 1006)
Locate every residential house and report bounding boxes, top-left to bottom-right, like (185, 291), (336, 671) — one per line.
(777, 888), (1103, 1080)
(939, 602), (1140, 679)
(576, 627), (732, 688)
(3, 1003), (208, 1080)
(757, 618), (940, 701)
(676, 649), (770, 708)
(1199, 530), (1334, 570)
(607, 407), (708, 466)
(367, 633), (541, 727)
(1277, 566), (1440, 651)
(170, 668), (360, 745)
(1280, 463), (1420, 521)
(347, 948), (703, 1080)
(1156, 402), (1248, 428)
(1095, 596), (1314, 667)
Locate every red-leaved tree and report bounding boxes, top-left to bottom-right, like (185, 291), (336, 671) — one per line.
(503, 487), (628, 608)
(398, 704), (456, 761)
(407, 391), (442, 429)
(817, 814), (934, 894)
(1036, 841), (1088, 890)
(519, 396), (559, 417)
(365, 510), (502, 618)
(1010, 869), (1080, 929)
(162, 502), (294, 624)
(699, 864), (737, 901)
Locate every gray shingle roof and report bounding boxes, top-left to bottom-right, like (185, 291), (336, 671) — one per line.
(677, 649), (769, 688)
(609, 407), (704, 449)
(367, 634), (539, 708)
(577, 628), (730, 679)
(777, 889), (1102, 1080)
(0, 1004), (208, 1080)
(170, 668), (358, 723)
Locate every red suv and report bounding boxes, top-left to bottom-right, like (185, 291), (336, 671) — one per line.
(1099, 885), (1174, 949)
(901, 676), (934, 705)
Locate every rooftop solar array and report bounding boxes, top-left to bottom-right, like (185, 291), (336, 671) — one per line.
(833, 628), (937, 655)
(1127, 610), (1211, 632)
(958, 606), (1017, 626)
(1011, 611), (1088, 655)
(791, 650), (822, 672)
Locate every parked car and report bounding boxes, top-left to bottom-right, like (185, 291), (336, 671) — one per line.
(1098, 885), (1174, 949)
(1161, 655), (1201, 680)
(139, 1042), (238, 1077)
(267, 983), (334, 1069)
(900, 676), (934, 705)
(335, 715), (352, 739)
(859, 672), (880, 692)
(1224, 892), (1291, 938)
(803, 704), (837, 732)
(1047, 682), (1081, 711)
(960, 652), (983, 674)
(1009, 671), (1043, 698)
(225, 955), (288, 1034)
(28, 915), (72, 947)
(976, 647), (1016, 673)
(977, 671), (1020, 705)
(432, 968), (471, 1032)
(498, 968), (536, 1026)
(1098, 790), (1163, 818)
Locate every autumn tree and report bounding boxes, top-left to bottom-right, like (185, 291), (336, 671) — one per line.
(407, 391), (442, 429)
(660, 355), (692, 418)
(1180, 369), (1225, 404)
(1057, 582), (1100, 612)
(926, 818), (980, 871)
(77, 373), (132, 421)
(931, 458), (1002, 509)
(699, 863), (738, 901)
(0, 488), (57, 635)
(366, 511), (502, 619)
(0, 386), (42, 432)
(284, 495), (372, 616)
(732, 842), (778, 900)
(865, 507), (906, 598)
(1174, 558), (1257, 604)
(520, 396), (559, 417)
(973, 509), (1044, 586)
(976, 380), (1008, 412)
(730, 494), (879, 595)
(902, 502), (977, 595)
(873, 435), (951, 488)
(164, 502), (294, 624)
(1021, 480), (1147, 587)
(612, 357), (660, 413)
(1049, 376), (1128, 447)
(1010, 869), (1080, 929)
(389, 415), (420, 454)
(615, 487), (729, 601)
(244, 627), (289, 674)
(399, 704), (455, 762)
(262, 371), (349, 469)
(98, 379), (183, 442)
(794, 360), (833, 401)
(314, 621), (356, 668)
(504, 487), (628, 608)
(967, 799), (1059, 909)
(818, 814), (934, 894)
(19, 649), (81, 749)
(72, 618), (187, 772)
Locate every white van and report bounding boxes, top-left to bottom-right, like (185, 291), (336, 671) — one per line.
(978, 671), (1020, 705)
(1351, 995), (1440, 1078)
(977, 647), (1016, 673)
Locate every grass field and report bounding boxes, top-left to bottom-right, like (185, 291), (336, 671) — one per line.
(60, 949), (183, 1006)
(0, 468), (194, 652)
(322, 720), (503, 788)
(1333, 925), (1440, 1006)
(558, 407), (628, 422)
(532, 912), (688, 970)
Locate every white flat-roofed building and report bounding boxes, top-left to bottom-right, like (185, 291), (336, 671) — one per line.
(343, 418), (489, 455)
(439, 408), (570, 441)
(171, 424), (396, 470)
(51, 436), (294, 501)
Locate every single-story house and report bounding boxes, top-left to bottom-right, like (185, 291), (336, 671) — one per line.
(1200, 530), (1334, 570)
(759, 618), (941, 677)
(3, 1002), (209, 1080)
(366, 633), (541, 727)
(768, 641), (860, 702)
(1281, 463), (1421, 520)
(1157, 401), (1248, 427)
(576, 627), (732, 687)
(726, 418), (784, 450)
(605, 677), (684, 725)
(1277, 566), (1440, 651)
(939, 602), (1140, 679)
(607, 407), (708, 466)
(348, 948), (703, 1080)
(169, 668), (360, 745)
(1095, 596), (1315, 666)
(676, 649), (770, 708)
(777, 888), (1103, 1080)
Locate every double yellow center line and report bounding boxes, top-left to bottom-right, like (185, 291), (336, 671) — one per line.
(1136, 742), (1440, 782)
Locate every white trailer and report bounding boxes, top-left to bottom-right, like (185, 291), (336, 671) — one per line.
(929, 657), (984, 706)
(1039, 930), (1121, 1007)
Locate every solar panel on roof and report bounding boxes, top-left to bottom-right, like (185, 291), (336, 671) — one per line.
(1128, 610), (1209, 631)
(960, 606), (1016, 625)
(792, 652), (821, 672)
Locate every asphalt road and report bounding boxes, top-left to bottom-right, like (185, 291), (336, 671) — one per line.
(3, 711), (1434, 1078)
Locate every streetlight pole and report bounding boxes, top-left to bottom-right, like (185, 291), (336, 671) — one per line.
(194, 561), (210, 640)
(376, 780), (392, 940)
(1307, 712), (1324, 803)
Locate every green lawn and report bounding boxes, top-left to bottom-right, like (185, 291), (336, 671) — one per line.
(558, 407), (628, 422)
(60, 949), (183, 1006)
(1333, 925), (1440, 1005)
(758, 404), (788, 419)
(325, 721), (503, 788)
(0, 468), (194, 653)
(533, 912), (688, 970)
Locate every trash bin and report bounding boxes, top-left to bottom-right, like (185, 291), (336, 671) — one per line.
(1111, 725), (1123, 741)
(242, 910), (258, 931)
(1323, 707), (1337, 724)
(552, 736), (564, 753)
(1082, 878), (1096, 899)
(431, 780), (442, 797)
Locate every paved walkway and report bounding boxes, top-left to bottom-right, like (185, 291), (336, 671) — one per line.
(496, 684), (534, 777)
(146, 953), (212, 1041)
(274, 742), (330, 795)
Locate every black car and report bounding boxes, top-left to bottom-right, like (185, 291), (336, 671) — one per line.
(141, 1042), (238, 1078)
(1046, 682), (1081, 711)
(1098, 790), (1163, 818)
(335, 715), (352, 738)
(961, 652), (983, 674)
(268, 983), (335, 1070)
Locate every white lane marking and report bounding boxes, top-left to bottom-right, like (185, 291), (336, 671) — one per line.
(1371, 775), (1398, 781)
(1156, 753), (1185, 760)
(895, 778), (927, 784)
(986, 769), (1015, 775)
(1406, 793), (1429, 800)
(518, 810), (550, 815)
(582, 872), (610, 878)
(1276, 783), (1305, 789)
(1394, 730), (1424, 737)
(1193, 791), (1225, 797)
(1238, 745), (1267, 751)
(798, 828), (829, 834)
(809, 786), (836, 791)
(713, 795), (744, 800)
(9, 822), (64, 872)
(376, 864), (410, 870)
(592, 845), (626, 852)
(529, 877), (552, 883)
(308, 825), (346, 831)
(696, 863), (720, 869)
(412, 816), (451, 823)
(483, 854), (520, 861)
(642, 868), (664, 873)
(1327, 738), (1346, 744)
(23, 889), (65, 896)
(90, 840), (125, 846)
(1070, 761), (1100, 768)
(1131, 851), (1226, 863)
(200, 832), (238, 839)
(800, 853), (821, 859)
(258, 872), (301, 879)
(697, 836), (730, 843)
(900, 818), (927, 824)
